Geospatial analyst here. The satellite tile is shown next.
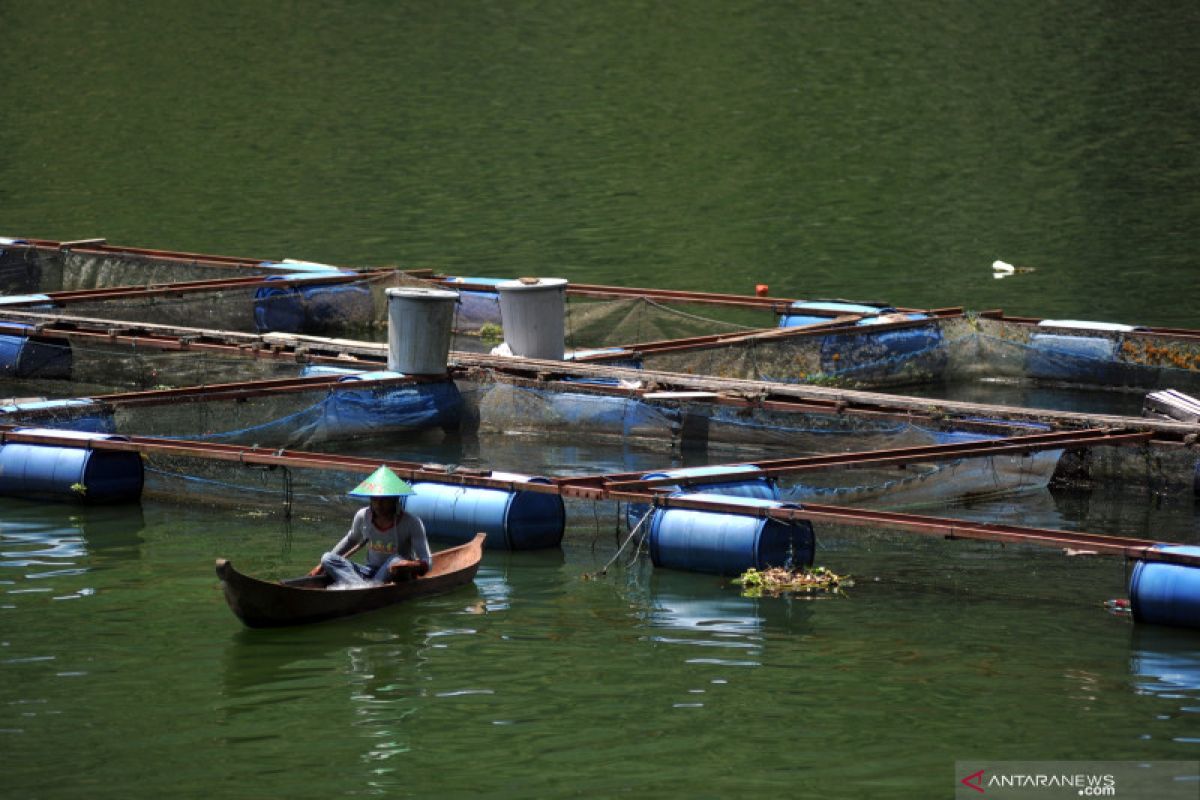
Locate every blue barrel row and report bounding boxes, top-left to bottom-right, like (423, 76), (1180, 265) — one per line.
(3, 429), (1199, 629)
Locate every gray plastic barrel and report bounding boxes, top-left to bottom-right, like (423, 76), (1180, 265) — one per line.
(496, 277), (568, 360)
(385, 287), (460, 375)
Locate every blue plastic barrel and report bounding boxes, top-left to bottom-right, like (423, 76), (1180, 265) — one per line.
(299, 365), (366, 378)
(324, 375), (462, 435)
(336, 371), (405, 382)
(1129, 545), (1200, 630)
(402, 475), (565, 550)
(253, 273), (373, 334)
(818, 323), (946, 379)
(441, 276), (508, 329)
(626, 464), (777, 530)
(640, 465), (777, 499)
(648, 494), (815, 576)
(1026, 334), (1124, 384)
(257, 260), (346, 273)
(0, 293), (55, 308)
(0, 429), (143, 503)
(565, 348), (645, 370)
(778, 301), (892, 328)
(0, 326), (72, 378)
(856, 313), (929, 326)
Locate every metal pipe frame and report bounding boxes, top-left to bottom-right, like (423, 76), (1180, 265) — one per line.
(570, 308), (965, 358)
(11, 236), (1200, 342)
(596, 428), (1152, 491)
(0, 270), (398, 307)
(0, 425), (1193, 567)
(3, 310), (1198, 443)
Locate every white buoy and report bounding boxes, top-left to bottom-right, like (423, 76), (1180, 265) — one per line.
(496, 277), (568, 360)
(385, 287), (460, 375)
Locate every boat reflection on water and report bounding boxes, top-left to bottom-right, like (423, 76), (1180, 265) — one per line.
(219, 576), (491, 697)
(217, 545), (564, 700)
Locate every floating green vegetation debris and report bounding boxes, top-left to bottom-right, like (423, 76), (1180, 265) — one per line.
(479, 323), (504, 347)
(733, 566), (851, 597)
(69, 482), (87, 496)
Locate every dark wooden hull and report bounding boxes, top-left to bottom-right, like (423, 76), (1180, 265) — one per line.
(215, 533), (485, 628)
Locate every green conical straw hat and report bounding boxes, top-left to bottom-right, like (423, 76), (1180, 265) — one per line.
(348, 465), (415, 497)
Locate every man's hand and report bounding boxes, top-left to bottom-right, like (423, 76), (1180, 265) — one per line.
(308, 564), (324, 577)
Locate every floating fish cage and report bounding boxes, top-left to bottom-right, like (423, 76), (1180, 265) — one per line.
(4, 236), (1200, 632)
(6, 239), (1200, 394)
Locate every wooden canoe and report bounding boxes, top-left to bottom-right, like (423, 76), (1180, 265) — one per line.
(215, 533), (485, 628)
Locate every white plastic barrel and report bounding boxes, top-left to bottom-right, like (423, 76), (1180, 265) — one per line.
(496, 277), (568, 360)
(385, 287), (460, 375)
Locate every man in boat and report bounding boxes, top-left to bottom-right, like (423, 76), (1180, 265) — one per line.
(309, 465), (432, 585)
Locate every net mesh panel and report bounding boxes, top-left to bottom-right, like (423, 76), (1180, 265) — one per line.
(1, 247), (278, 295)
(142, 451), (365, 522)
(563, 298), (759, 349)
(71, 342), (302, 390)
(0, 340), (301, 401)
(469, 380), (681, 441)
(0, 245), (48, 295)
(111, 393), (327, 445)
(53, 271), (428, 337)
(774, 450), (1062, 510)
(450, 293), (763, 347)
(59, 249), (273, 289)
(458, 373), (1053, 456)
(633, 315), (1200, 391)
(2, 379), (462, 448)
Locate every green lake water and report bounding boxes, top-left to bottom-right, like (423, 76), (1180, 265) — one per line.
(2, 1), (1200, 797)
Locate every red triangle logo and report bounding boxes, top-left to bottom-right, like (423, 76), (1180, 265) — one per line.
(961, 769), (985, 794)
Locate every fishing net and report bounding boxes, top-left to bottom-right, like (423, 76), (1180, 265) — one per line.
(0, 336), (307, 399)
(0, 245), (437, 337)
(52, 270), (429, 337)
(0, 244), (46, 295)
(140, 450), (366, 522)
(773, 450), (1063, 510)
(563, 298), (762, 349)
(2, 379), (463, 448)
(636, 319), (967, 389)
(632, 314), (1200, 394)
(450, 293), (763, 349)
